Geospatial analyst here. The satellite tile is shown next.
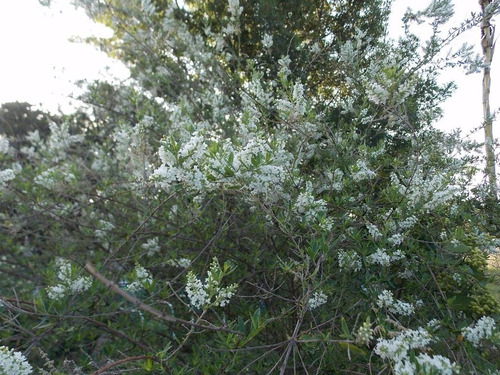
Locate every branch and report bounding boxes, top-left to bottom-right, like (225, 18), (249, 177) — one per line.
(91, 355), (154, 375)
(85, 262), (241, 335)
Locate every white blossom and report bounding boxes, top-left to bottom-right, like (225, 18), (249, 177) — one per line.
(0, 169), (15, 189)
(186, 272), (210, 309)
(166, 257), (191, 268)
(308, 290), (327, 310)
(377, 290), (415, 316)
(0, 136), (9, 154)
(462, 316), (497, 347)
(374, 327), (433, 361)
(261, 33), (273, 49)
(127, 265), (153, 293)
(0, 346), (32, 375)
(142, 238), (161, 256)
(46, 259), (92, 300)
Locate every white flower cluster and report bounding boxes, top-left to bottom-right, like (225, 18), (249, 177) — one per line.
(337, 250), (362, 272)
(365, 81), (390, 105)
(387, 233), (404, 246)
(394, 354), (459, 375)
(153, 128), (292, 203)
(0, 136), (9, 154)
(185, 258), (237, 309)
(94, 219), (115, 240)
(352, 160), (377, 182)
(46, 259), (92, 300)
(0, 346), (33, 375)
(0, 169), (15, 189)
(45, 122), (84, 162)
(308, 290), (327, 310)
(142, 238), (161, 256)
(374, 327), (433, 361)
(377, 290), (414, 316)
(462, 316), (497, 347)
(186, 272), (209, 308)
(366, 223), (383, 240)
(34, 166), (76, 190)
(261, 33), (273, 49)
(326, 168), (344, 191)
(127, 265), (153, 293)
(355, 319), (373, 346)
(391, 169), (458, 213)
(367, 248), (404, 267)
(293, 182), (328, 222)
(166, 257), (191, 268)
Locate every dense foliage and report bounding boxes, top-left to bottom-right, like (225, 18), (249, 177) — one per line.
(1, 0), (500, 374)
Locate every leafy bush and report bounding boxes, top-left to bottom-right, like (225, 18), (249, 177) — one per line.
(1, 0), (499, 373)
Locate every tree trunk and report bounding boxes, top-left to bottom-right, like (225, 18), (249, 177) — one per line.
(480, 0), (497, 198)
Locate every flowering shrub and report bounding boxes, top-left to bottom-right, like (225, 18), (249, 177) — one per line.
(0, 0), (499, 373)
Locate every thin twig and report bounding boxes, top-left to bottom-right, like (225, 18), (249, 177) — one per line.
(91, 355), (154, 375)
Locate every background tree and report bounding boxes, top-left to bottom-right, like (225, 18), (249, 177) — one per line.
(479, 0), (498, 198)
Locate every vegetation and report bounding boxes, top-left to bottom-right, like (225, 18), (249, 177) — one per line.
(1, 0), (499, 374)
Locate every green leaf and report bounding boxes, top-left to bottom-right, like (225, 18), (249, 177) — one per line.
(142, 358), (153, 371)
(447, 294), (474, 310)
(340, 317), (354, 340)
(238, 316), (246, 334)
(444, 243), (470, 254)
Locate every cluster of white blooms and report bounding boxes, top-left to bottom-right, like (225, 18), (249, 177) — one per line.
(34, 166), (76, 190)
(366, 223), (383, 240)
(153, 127), (293, 202)
(45, 122), (84, 162)
(224, 0), (242, 35)
(387, 233), (404, 246)
(186, 272), (209, 309)
(394, 354), (459, 375)
(293, 182), (328, 222)
(390, 169), (459, 213)
(166, 258), (191, 268)
(275, 82), (310, 123)
(365, 82), (390, 105)
(452, 273), (462, 284)
(0, 346), (33, 375)
(374, 327), (433, 361)
(367, 248), (404, 267)
(277, 56), (292, 78)
(326, 168), (344, 191)
(127, 265), (153, 293)
(337, 250), (362, 272)
(352, 160), (377, 182)
(0, 169), (15, 189)
(377, 290), (414, 316)
(94, 219), (115, 240)
(261, 33), (273, 49)
(46, 259), (92, 300)
(185, 258), (237, 309)
(462, 316), (497, 347)
(308, 290), (327, 310)
(355, 319), (373, 346)
(399, 216), (418, 230)
(0, 136), (9, 154)
(142, 238), (161, 256)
